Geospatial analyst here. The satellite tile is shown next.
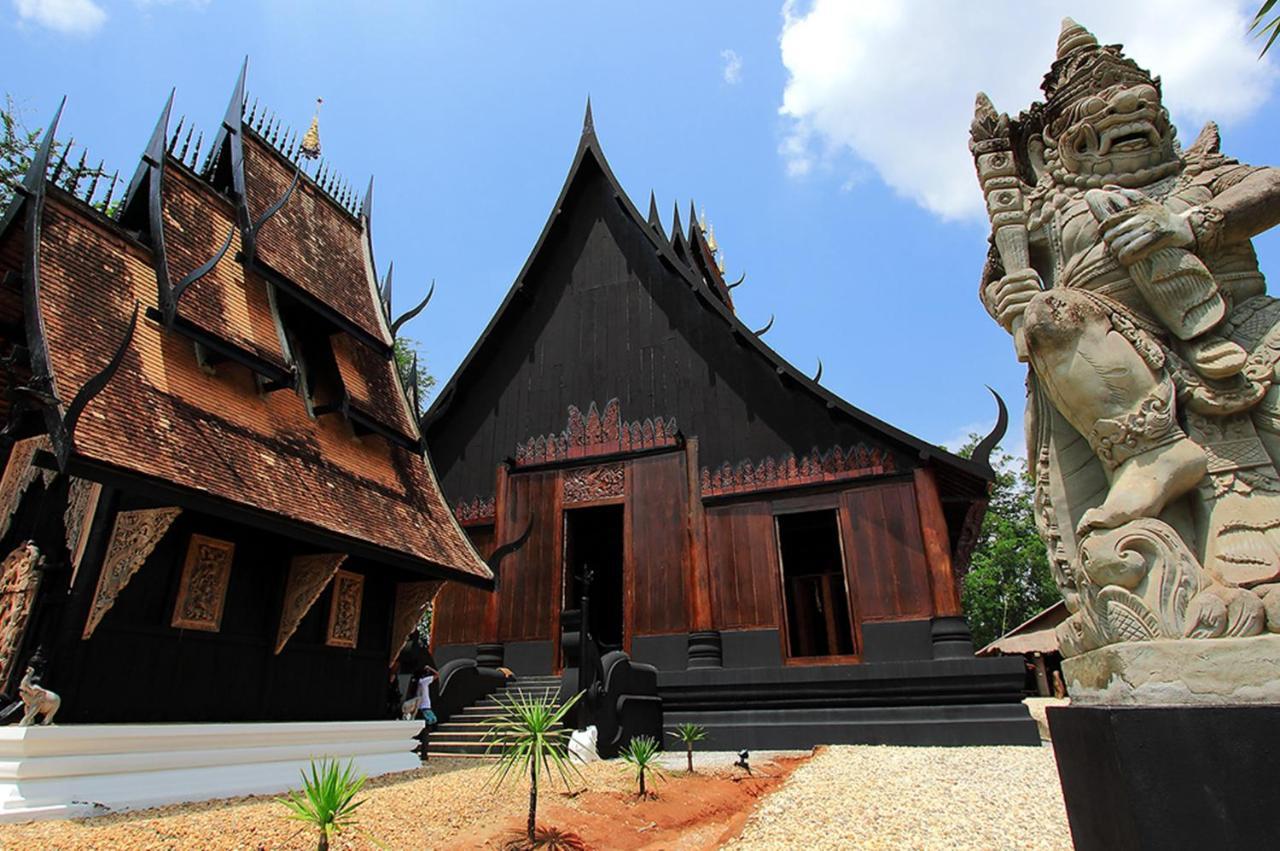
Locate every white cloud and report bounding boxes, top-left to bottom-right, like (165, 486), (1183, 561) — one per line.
(721, 48), (744, 85)
(14, 0), (106, 35)
(778, 0), (1278, 220)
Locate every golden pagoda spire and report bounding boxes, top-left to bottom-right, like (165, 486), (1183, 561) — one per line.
(707, 223), (719, 252)
(299, 97), (323, 160)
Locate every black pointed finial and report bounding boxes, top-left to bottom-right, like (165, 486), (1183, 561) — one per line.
(583, 96), (594, 136)
(688, 200), (699, 241)
(223, 58), (248, 133)
(753, 314), (775, 336)
(812, 358), (823, 383)
(972, 387), (1009, 473)
(647, 191), (661, 227)
(168, 117), (184, 154)
(671, 200), (683, 241)
(50, 136), (72, 184)
(361, 175), (374, 223)
(101, 169), (119, 213)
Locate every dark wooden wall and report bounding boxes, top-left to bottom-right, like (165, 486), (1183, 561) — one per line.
(841, 481), (933, 622)
(625, 452), (690, 636)
(47, 494), (409, 723)
(705, 501), (780, 630)
(432, 525), (494, 646)
(425, 155), (912, 506)
(497, 470), (560, 642)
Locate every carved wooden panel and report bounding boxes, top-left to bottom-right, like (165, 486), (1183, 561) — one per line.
(390, 580), (443, 664)
(563, 463), (624, 505)
(325, 569), (365, 648)
(514, 399), (678, 467)
(0, 543), (42, 690)
(171, 535), (235, 632)
(700, 443), (895, 499)
(275, 553), (345, 654)
(83, 507), (182, 638)
(0, 437), (53, 542)
(64, 477), (102, 586)
(454, 495), (496, 525)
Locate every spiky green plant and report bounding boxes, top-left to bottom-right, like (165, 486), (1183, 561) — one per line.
(667, 722), (708, 773)
(1253, 1), (1279, 57)
(620, 735), (666, 798)
(487, 689), (584, 846)
(276, 758), (367, 851)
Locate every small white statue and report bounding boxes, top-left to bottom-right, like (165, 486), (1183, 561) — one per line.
(18, 666), (59, 726)
(568, 726), (599, 763)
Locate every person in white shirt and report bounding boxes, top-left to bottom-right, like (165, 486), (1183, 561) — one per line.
(413, 665), (438, 728)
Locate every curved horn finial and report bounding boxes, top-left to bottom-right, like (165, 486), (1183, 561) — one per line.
(58, 302), (140, 471)
(726, 271), (745, 290)
(487, 513), (535, 579)
(812, 358), (823, 383)
(753, 314), (775, 336)
(380, 262), (394, 317)
(971, 386), (1008, 473)
(391, 280), (434, 337)
(248, 163), (301, 237)
(166, 221), (236, 324)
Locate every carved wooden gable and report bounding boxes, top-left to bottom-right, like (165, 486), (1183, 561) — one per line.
(325, 569), (364, 648)
(171, 535), (235, 632)
(513, 399), (678, 467)
(275, 553), (345, 654)
(0, 543), (42, 690)
(83, 507), (183, 638)
(389, 580), (443, 664)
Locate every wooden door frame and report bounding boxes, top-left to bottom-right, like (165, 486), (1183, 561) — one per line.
(552, 487), (627, 674)
(772, 498), (861, 665)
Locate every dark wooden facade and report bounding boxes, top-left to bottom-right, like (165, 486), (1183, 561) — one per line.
(0, 68), (489, 723)
(427, 109), (1000, 680)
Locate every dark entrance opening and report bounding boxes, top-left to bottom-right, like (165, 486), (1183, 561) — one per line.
(777, 509), (855, 658)
(564, 504), (625, 653)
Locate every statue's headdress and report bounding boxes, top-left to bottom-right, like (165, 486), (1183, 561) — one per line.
(1041, 18), (1160, 133)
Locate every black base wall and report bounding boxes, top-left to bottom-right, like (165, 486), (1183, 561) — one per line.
(1048, 704), (1280, 851)
(659, 654), (1038, 748)
(503, 640), (554, 675)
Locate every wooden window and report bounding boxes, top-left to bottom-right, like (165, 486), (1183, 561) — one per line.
(325, 569), (364, 648)
(171, 534), (235, 632)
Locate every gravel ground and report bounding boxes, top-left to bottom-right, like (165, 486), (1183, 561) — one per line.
(728, 744), (1070, 851)
(654, 750), (808, 772)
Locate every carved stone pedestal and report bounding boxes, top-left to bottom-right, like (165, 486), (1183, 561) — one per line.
(1048, 704), (1280, 850)
(686, 630), (723, 669)
(1062, 634), (1280, 705)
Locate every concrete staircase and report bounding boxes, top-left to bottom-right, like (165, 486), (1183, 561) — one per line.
(428, 675), (564, 760)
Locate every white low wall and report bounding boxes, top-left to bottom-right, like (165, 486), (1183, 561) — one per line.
(0, 719), (423, 823)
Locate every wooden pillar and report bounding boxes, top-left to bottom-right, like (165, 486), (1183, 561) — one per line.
(481, 463), (508, 646)
(683, 439), (713, 632)
(913, 467), (962, 617)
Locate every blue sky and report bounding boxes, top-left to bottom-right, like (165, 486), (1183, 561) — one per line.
(7, 1), (1278, 455)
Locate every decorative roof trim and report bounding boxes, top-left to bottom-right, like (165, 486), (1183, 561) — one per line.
(700, 443), (897, 499)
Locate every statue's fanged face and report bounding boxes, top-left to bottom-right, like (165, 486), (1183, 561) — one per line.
(1052, 83), (1175, 178)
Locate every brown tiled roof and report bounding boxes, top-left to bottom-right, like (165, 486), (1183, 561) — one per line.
(160, 162), (289, 369)
(28, 196), (489, 583)
(331, 332), (417, 440)
(241, 133), (390, 346)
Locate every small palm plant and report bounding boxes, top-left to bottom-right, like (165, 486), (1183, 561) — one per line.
(487, 689), (583, 846)
(620, 735), (666, 798)
(667, 722), (708, 773)
(276, 758), (367, 851)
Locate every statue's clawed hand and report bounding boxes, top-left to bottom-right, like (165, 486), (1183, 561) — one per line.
(984, 269), (1041, 332)
(1093, 187), (1195, 266)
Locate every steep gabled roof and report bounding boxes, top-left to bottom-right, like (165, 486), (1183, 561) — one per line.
(425, 105), (996, 488)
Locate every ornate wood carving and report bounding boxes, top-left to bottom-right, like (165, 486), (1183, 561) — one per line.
(700, 444), (896, 499)
(389, 580), (443, 665)
(64, 477), (102, 584)
(0, 543), (43, 691)
(454, 495), (495, 526)
(513, 399), (678, 467)
(325, 569), (364, 648)
(952, 499), (988, 579)
(563, 463), (625, 505)
(82, 507), (182, 639)
(0, 437), (54, 542)
(274, 553), (345, 654)
(171, 535), (235, 632)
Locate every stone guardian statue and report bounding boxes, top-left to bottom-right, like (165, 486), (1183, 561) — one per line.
(973, 18), (1280, 701)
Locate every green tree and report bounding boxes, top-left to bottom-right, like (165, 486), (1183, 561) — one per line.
(393, 335), (436, 416)
(1, 95), (42, 209)
(1253, 1), (1279, 56)
(956, 438), (1059, 649)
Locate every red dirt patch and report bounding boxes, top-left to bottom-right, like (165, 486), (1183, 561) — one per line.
(443, 756), (807, 851)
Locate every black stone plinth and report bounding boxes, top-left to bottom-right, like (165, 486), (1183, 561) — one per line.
(687, 630), (723, 669)
(1047, 704), (1280, 851)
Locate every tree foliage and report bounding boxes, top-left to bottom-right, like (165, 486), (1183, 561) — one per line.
(956, 438), (1059, 649)
(393, 335), (436, 417)
(1253, 1), (1280, 56)
(1, 95), (42, 209)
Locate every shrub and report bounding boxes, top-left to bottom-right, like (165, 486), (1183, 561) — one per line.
(667, 722), (708, 773)
(276, 758), (367, 851)
(620, 735), (666, 798)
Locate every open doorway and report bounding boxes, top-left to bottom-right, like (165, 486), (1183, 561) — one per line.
(563, 505), (625, 653)
(776, 509), (855, 658)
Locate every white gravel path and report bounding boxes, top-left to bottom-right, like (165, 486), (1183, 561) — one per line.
(727, 744), (1071, 851)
